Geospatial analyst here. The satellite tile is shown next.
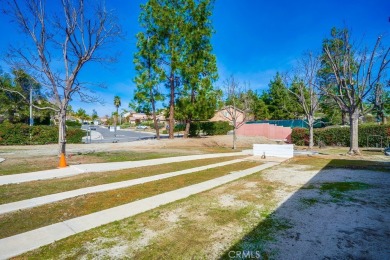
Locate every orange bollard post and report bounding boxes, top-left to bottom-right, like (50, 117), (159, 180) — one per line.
(58, 153), (67, 168)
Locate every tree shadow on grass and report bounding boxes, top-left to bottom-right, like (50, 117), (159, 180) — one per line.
(220, 159), (390, 259)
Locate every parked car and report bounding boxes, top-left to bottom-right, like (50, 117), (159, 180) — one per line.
(136, 125), (148, 130)
(89, 126), (97, 131)
(385, 147), (390, 156)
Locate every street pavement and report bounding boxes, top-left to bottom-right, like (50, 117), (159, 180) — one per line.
(81, 125), (156, 143)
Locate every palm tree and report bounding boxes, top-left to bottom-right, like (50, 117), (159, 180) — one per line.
(113, 96), (121, 137)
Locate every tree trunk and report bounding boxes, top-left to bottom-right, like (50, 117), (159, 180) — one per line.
(308, 116), (314, 150)
(232, 127), (237, 150)
(152, 107), (160, 140)
(58, 110), (67, 155)
(381, 112), (387, 125)
(184, 119), (190, 138)
(150, 92), (160, 140)
(184, 88), (195, 139)
(168, 72), (175, 139)
(114, 107), (118, 137)
(232, 116), (237, 150)
(341, 110), (347, 125)
(348, 109), (360, 155)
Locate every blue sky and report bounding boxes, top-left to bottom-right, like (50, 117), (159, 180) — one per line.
(0, 0), (389, 117)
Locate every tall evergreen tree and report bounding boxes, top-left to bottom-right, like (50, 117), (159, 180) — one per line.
(137, 0), (217, 139)
(267, 73), (301, 119)
(138, 0), (188, 139)
(134, 20), (164, 139)
(177, 0), (218, 138)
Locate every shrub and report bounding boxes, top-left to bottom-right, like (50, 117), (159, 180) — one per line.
(141, 121), (165, 130)
(174, 124), (186, 132)
(291, 128), (309, 146)
(189, 121), (232, 136)
(0, 123), (84, 145)
(65, 121), (81, 127)
(67, 127), (85, 143)
(291, 124), (390, 147)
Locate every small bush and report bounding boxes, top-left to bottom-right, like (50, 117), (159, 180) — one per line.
(67, 127), (85, 143)
(189, 121), (232, 137)
(0, 123), (84, 145)
(174, 124), (186, 132)
(291, 124), (390, 147)
(291, 128), (309, 146)
(65, 121), (81, 127)
(141, 121), (165, 130)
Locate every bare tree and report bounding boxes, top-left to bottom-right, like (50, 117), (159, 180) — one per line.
(2, 0), (121, 164)
(321, 30), (390, 155)
(222, 76), (249, 150)
(288, 52), (321, 149)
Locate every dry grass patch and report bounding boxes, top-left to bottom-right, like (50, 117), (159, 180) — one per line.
(0, 161), (259, 239)
(282, 156), (390, 172)
(0, 156), (244, 204)
(0, 151), (184, 176)
(18, 165), (287, 259)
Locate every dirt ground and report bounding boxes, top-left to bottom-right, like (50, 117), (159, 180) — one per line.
(0, 135), (274, 158)
(257, 162), (390, 259)
(29, 155), (390, 259)
(2, 136), (390, 258)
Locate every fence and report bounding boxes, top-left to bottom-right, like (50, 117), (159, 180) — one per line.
(236, 123), (292, 142)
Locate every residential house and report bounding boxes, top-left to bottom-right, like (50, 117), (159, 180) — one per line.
(210, 106), (246, 126)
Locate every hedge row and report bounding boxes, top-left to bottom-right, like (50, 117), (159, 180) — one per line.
(291, 124), (390, 147)
(189, 121), (232, 136)
(65, 121), (82, 127)
(0, 123), (85, 145)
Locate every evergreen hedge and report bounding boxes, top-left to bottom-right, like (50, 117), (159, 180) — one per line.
(0, 123), (84, 145)
(189, 121), (232, 136)
(291, 124), (390, 147)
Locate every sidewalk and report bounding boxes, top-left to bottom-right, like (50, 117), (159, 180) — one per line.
(0, 152), (245, 185)
(0, 161), (280, 259)
(0, 158), (245, 215)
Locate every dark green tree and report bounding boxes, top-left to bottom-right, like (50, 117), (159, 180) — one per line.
(137, 0), (217, 139)
(267, 73), (302, 119)
(177, 0), (218, 138)
(138, 0), (188, 139)
(134, 29), (164, 139)
(0, 69), (52, 124)
(246, 90), (270, 120)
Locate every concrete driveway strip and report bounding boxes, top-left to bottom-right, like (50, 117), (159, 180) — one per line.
(0, 162), (279, 259)
(0, 158), (245, 215)
(0, 152), (244, 185)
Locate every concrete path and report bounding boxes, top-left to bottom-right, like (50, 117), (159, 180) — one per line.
(0, 161), (280, 259)
(0, 152), (244, 185)
(0, 159), (245, 215)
